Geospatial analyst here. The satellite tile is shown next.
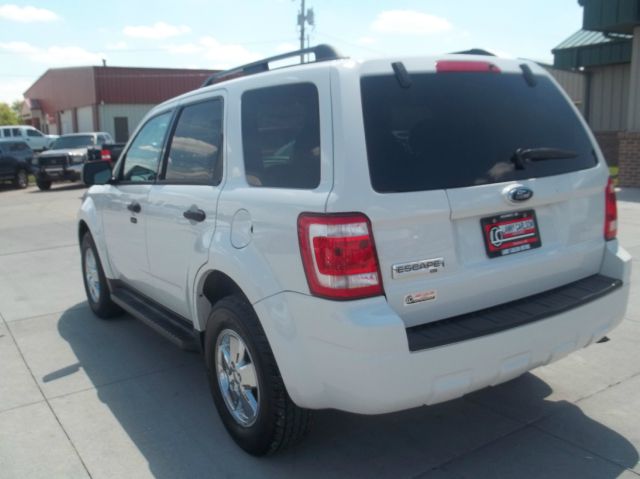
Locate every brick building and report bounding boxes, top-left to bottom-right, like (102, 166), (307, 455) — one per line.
(22, 66), (218, 142)
(552, 0), (640, 187)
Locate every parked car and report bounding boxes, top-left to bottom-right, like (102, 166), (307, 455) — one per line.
(86, 142), (126, 164)
(78, 45), (631, 455)
(0, 139), (33, 188)
(35, 132), (113, 190)
(0, 125), (54, 152)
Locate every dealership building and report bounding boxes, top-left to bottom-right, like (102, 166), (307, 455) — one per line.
(22, 66), (218, 142)
(553, 0), (640, 187)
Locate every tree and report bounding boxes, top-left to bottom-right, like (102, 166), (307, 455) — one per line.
(11, 100), (24, 117)
(0, 102), (21, 125)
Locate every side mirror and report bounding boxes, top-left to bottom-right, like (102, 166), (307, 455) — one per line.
(83, 160), (113, 186)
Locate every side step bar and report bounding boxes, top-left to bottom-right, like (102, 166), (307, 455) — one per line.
(406, 274), (622, 352)
(110, 286), (199, 351)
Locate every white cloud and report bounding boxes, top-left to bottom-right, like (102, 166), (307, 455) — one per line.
(164, 37), (261, 69)
(356, 36), (376, 46)
(371, 10), (452, 35)
(0, 78), (31, 103)
(0, 4), (59, 22)
(0, 41), (102, 65)
(200, 37), (261, 67)
(275, 42), (297, 53)
(105, 41), (128, 50)
(123, 21), (190, 39)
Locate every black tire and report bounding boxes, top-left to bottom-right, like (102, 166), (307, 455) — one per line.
(205, 296), (311, 456)
(36, 179), (51, 191)
(81, 232), (123, 319)
(14, 169), (28, 189)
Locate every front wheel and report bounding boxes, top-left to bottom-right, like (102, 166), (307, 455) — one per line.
(14, 169), (28, 189)
(81, 233), (123, 319)
(205, 296), (311, 455)
(36, 179), (51, 191)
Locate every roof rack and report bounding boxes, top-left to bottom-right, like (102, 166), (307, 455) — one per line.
(451, 48), (496, 56)
(201, 44), (343, 87)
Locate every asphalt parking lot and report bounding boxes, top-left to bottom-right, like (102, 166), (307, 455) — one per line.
(0, 182), (639, 479)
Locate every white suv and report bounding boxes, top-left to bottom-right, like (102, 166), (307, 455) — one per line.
(0, 125), (53, 152)
(78, 45), (632, 455)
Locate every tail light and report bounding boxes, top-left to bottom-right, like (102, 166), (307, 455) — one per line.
(297, 213), (384, 300)
(100, 149), (111, 161)
(605, 177), (617, 241)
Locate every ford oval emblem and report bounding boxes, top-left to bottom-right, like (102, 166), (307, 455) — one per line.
(508, 186), (534, 202)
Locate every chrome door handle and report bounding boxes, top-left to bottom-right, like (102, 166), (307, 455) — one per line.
(127, 201), (141, 213)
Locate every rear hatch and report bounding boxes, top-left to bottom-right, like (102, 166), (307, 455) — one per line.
(355, 59), (608, 328)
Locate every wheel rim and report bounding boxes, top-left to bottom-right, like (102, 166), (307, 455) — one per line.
(17, 170), (27, 188)
(84, 247), (100, 303)
(215, 329), (260, 427)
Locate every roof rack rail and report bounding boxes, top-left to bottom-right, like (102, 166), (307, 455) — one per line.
(451, 48), (496, 56)
(201, 44), (343, 87)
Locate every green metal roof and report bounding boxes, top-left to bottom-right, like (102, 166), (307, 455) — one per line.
(580, 0), (640, 34)
(552, 29), (633, 69)
(553, 29), (632, 50)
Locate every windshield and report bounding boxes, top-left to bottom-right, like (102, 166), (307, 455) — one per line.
(50, 135), (95, 150)
(360, 72), (597, 192)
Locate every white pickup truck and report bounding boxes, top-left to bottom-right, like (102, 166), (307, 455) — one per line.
(78, 45), (631, 455)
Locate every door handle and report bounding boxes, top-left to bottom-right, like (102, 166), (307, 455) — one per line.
(183, 208), (206, 222)
(127, 201), (141, 213)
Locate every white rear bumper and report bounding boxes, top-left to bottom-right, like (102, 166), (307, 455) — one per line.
(254, 241), (631, 414)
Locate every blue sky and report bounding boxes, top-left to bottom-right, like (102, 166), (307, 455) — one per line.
(0, 0), (584, 103)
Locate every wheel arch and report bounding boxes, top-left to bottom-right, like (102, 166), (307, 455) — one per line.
(194, 269), (251, 332)
(77, 196), (114, 278)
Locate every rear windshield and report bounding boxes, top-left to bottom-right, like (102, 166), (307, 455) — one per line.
(361, 72), (596, 192)
(50, 135), (95, 150)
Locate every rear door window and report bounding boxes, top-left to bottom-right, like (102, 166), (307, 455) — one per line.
(163, 99), (223, 185)
(241, 83), (320, 189)
(12, 128), (21, 137)
(27, 129), (43, 137)
(361, 72), (596, 192)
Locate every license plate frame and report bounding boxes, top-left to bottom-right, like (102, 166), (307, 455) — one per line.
(481, 209), (542, 258)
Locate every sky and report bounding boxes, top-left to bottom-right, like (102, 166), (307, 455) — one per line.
(0, 0), (585, 103)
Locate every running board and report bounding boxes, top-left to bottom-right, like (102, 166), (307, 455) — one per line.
(110, 286), (199, 351)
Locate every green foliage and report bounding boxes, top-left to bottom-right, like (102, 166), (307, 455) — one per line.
(11, 100), (24, 117)
(0, 102), (21, 126)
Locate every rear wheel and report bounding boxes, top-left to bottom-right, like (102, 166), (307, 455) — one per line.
(14, 169), (28, 189)
(36, 179), (51, 191)
(205, 296), (311, 455)
(81, 233), (123, 319)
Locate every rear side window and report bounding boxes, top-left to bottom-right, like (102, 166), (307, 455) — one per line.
(27, 129), (42, 137)
(242, 83), (320, 189)
(2, 128), (11, 137)
(164, 99), (223, 185)
(12, 128), (21, 137)
(361, 73), (597, 192)
(121, 112), (172, 182)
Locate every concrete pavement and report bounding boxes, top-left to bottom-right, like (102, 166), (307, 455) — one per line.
(0, 182), (639, 479)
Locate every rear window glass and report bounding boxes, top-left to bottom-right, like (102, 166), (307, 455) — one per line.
(242, 83), (320, 189)
(361, 72), (596, 192)
(164, 99), (223, 184)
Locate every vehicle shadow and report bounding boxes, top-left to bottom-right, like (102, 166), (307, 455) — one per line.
(28, 182), (86, 193)
(56, 304), (638, 479)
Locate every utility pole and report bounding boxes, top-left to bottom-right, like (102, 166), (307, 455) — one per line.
(296, 0), (314, 62)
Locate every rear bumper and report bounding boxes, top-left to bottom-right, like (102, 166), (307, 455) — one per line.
(254, 241), (631, 414)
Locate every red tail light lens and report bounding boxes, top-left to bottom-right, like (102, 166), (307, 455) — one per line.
(436, 60), (501, 73)
(100, 149), (111, 161)
(605, 177), (617, 241)
(298, 213), (384, 300)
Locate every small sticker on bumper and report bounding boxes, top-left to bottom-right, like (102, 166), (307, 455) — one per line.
(405, 290), (436, 305)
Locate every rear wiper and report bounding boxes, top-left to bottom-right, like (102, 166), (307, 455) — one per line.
(511, 147), (578, 170)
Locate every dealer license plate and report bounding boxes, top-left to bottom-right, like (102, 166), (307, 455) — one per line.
(481, 210), (542, 258)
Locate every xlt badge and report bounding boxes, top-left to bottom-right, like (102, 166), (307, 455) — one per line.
(392, 258), (445, 279)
